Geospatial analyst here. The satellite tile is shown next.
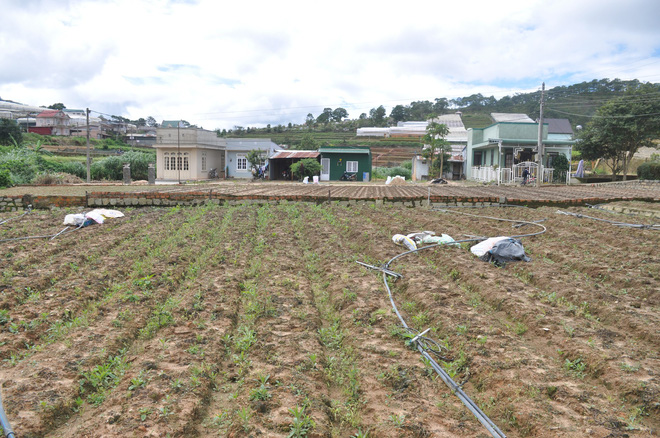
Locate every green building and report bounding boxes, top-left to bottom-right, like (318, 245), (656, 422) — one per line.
(318, 146), (372, 181)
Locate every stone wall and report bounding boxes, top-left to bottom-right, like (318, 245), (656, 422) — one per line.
(0, 196), (24, 212)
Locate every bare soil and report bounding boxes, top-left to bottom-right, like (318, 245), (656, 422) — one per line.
(0, 202), (657, 437)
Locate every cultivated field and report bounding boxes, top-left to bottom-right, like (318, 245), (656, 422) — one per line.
(0, 202), (657, 437)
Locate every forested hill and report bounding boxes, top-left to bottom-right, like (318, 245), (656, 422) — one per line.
(230, 78), (660, 138)
(454, 78), (660, 128)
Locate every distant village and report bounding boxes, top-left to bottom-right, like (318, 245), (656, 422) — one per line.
(1, 99), (575, 185)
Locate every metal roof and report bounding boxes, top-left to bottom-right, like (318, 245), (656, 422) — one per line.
(270, 150), (319, 159)
(318, 148), (370, 154)
(491, 113), (534, 123)
(225, 138), (278, 152)
(545, 118), (574, 135)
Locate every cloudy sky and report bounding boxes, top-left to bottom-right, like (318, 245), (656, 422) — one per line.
(2, 0), (659, 129)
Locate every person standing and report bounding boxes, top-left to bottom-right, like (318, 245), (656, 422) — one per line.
(522, 168), (530, 185)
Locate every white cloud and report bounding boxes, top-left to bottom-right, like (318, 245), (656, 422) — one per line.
(1, 0), (658, 129)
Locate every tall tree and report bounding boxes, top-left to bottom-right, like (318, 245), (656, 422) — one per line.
(422, 122), (450, 178)
(390, 105), (409, 123)
(305, 113), (315, 130)
(316, 108), (333, 124)
(577, 85), (660, 180)
(47, 103), (66, 110)
(369, 105), (387, 126)
(433, 98), (448, 114)
(332, 107), (348, 122)
(409, 100), (434, 120)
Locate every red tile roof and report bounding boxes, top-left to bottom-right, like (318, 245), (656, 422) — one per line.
(36, 110), (63, 118)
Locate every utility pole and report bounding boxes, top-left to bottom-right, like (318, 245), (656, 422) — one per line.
(86, 108), (91, 183)
(536, 82), (545, 187)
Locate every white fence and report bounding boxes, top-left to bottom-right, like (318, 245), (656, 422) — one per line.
(471, 166), (498, 182)
(471, 163), (560, 185)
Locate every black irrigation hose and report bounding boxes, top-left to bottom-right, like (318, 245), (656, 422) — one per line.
(0, 388), (15, 438)
(0, 206), (32, 226)
(377, 212), (547, 438)
(0, 225), (83, 244)
(556, 210), (660, 230)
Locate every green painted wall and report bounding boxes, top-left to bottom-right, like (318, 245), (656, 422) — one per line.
(319, 147), (372, 181)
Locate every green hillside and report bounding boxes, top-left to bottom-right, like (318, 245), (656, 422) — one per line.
(225, 78), (660, 150)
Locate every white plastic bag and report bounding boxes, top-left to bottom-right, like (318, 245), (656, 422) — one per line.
(422, 233), (457, 245)
(470, 236), (509, 257)
(63, 214), (86, 226)
(392, 234), (417, 251)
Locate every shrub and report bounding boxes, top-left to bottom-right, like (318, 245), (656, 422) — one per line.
(290, 158), (321, 179)
(0, 119), (22, 146)
(0, 148), (39, 184)
(372, 166), (412, 180)
(551, 154), (569, 182)
(637, 161), (660, 180)
(91, 151), (155, 181)
(58, 161), (86, 179)
(0, 169), (11, 188)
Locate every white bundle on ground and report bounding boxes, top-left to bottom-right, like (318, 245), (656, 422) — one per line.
(385, 175), (407, 185)
(470, 236), (509, 257)
(392, 234), (417, 251)
(63, 209), (125, 226)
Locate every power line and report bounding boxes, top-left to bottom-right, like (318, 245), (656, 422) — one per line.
(544, 107), (660, 119)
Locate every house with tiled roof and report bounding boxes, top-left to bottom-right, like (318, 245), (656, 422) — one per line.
(29, 110), (71, 136)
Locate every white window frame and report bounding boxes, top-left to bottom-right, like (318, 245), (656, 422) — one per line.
(346, 161), (358, 173)
(201, 153), (207, 171)
(236, 154), (247, 171)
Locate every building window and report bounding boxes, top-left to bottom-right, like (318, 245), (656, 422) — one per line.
(201, 153), (207, 171)
(347, 161), (358, 173)
(473, 151), (482, 166)
(236, 154), (247, 171)
(165, 157), (170, 170)
(177, 156), (182, 170)
(183, 157), (189, 171)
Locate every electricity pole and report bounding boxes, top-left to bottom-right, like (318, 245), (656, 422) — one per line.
(86, 108), (91, 183)
(536, 82), (545, 187)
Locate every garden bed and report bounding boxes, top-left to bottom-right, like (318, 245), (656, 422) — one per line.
(0, 202), (657, 437)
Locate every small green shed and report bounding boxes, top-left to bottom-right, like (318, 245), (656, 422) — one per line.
(318, 146), (372, 181)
